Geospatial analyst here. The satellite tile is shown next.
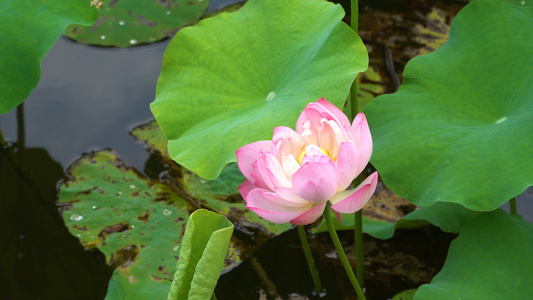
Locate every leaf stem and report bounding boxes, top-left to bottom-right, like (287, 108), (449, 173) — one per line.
(324, 204), (366, 300)
(297, 225), (323, 295)
(509, 197), (517, 215)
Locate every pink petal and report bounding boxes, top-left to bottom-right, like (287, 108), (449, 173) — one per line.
(296, 98), (351, 134)
(290, 203), (327, 225)
(291, 160), (338, 203)
(246, 189), (309, 212)
(273, 126), (299, 142)
(236, 141), (273, 182)
(313, 98), (352, 129)
(351, 113), (373, 158)
(256, 151), (291, 190)
(246, 189), (312, 224)
(247, 207), (304, 224)
(272, 128), (306, 163)
(334, 210), (343, 223)
(274, 187), (311, 204)
(238, 180), (257, 201)
(259, 190), (311, 208)
(336, 142), (369, 191)
(330, 172), (378, 213)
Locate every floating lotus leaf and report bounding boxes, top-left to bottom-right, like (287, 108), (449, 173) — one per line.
(59, 150), (192, 298)
(151, 0), (368, 179)
(364, 0), (533, 210)
(64, 0), (209, 47)
(131, 120), (171, 160)
(415, 210), (533, 299)
(0, 0), (97, 114)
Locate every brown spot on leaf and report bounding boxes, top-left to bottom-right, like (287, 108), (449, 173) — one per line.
(137, 15), (157, 27)
(99, 223), (130, 240)
(109, 245), (139, 269)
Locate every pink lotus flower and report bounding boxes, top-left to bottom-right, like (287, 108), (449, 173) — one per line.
(236, 98), (378, 225)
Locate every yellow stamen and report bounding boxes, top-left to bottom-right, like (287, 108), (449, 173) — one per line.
(298, 146), (328, 165)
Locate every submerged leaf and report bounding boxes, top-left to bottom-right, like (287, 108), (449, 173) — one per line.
(59, 150), (192, 298)
(151, 0), (368, 179)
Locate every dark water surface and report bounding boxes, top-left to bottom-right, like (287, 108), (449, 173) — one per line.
(1, 1), (532, 299)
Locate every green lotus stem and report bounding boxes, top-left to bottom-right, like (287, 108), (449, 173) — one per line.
(324, 203), (366, 300)
(351, 0), (358, 34)
(349, 0), (360, 120)
(509, 197), (517, 215)
(349, 0), (365, 287)
(297, 225), (323, 295)
(354, 209), (365, 287)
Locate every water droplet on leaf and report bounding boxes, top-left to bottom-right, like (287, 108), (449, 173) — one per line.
(163, 209), (172, 216)
(70, 214), (83, 221)
(266, 91), (276, 101)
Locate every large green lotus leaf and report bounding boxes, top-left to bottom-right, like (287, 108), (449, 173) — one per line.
(0, 0), (97, 114)
(314, 201), (480, 239)
(364, 0), (533, 210)
(64, 0), (209, 47)
(151, 0), (368, 179)
(414, 209), (533, 299)
(168, 209), (233, 300)
(58, 150), (193, 299)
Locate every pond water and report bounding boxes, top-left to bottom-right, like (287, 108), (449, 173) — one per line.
(1, 0), (531, 299)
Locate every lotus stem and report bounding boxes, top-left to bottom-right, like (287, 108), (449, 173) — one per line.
(297, 225), (323, 295)
(349, 1), (365, 286)
(354, 209), (365, 287)
(509, 197), (517, 215)
(351, 0), (359, 34)
(324, 203), (366, 300)
(350, 0), (360, 120)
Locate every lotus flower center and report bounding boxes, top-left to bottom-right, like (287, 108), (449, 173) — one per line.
(297, 145), (332, 165)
